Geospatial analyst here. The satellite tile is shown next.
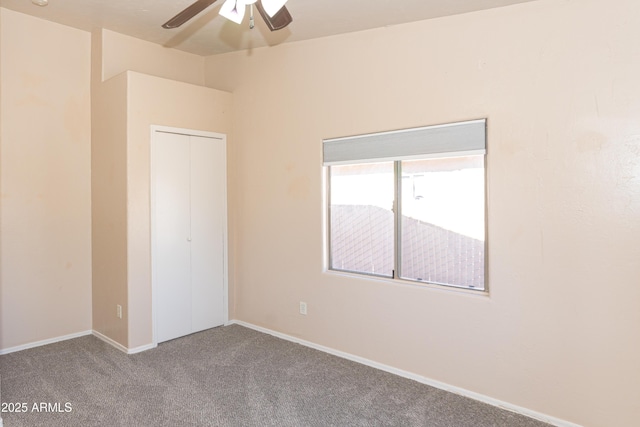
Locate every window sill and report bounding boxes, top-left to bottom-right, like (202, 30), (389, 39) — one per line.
(324, 268), (490, 298)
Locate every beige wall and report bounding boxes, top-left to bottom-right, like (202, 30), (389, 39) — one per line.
(0, 9), (3, 352)
(101, 29), (204, 85)
(91, 28), (233, 349)
(126, 71), (232, 348)
(204, 0), (640, 426)
(0, 9), (92, 350)
(0, 11), (230, 351)
(90, 70), (129, 347)
(0, 8), (3, 350)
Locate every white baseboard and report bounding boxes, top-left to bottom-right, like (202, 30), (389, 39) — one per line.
(0, 329), (156, 356)
(0, 330), (92, 355)
(91, 330), (156, 354)
(91, 330), (128, 353)
(229, 320), (583, 427)
(127, 342), (157, 354)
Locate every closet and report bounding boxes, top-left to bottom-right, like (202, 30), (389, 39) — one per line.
(151, 127), (227, 344)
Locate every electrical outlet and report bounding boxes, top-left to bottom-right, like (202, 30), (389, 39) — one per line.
(116, 304), (122, 319)
(299, 301), (307, 315)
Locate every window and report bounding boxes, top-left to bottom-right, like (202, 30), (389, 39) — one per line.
(324, 120), (486, 290)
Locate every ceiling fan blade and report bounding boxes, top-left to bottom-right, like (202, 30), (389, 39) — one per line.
(255, 2), (293, 31)
(162, 0), (218, 29)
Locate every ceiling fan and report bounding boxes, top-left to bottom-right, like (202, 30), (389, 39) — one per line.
(162, 0), (293, 31)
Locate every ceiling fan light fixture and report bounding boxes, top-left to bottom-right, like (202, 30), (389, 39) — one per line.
(261, 0), (287, 17)
(219, 0), (246, 25)
(162, 0), (292, 31)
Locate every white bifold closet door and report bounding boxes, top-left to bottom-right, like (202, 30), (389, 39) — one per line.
(152, 130), (226, 344)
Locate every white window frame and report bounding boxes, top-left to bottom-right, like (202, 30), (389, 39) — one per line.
(323, 119), (488, 291)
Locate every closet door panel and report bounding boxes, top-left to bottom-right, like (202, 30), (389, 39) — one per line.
(190, 136), (225, 331)
(153, 132), (192, 343)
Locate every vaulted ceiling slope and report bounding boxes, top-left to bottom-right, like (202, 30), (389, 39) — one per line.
(0, 0), (538, 56)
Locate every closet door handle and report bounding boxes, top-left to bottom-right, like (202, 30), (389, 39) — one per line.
(187, 237), (192, 242)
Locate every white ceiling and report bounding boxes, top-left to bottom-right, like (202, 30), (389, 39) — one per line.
(0, 0), (537, 56)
